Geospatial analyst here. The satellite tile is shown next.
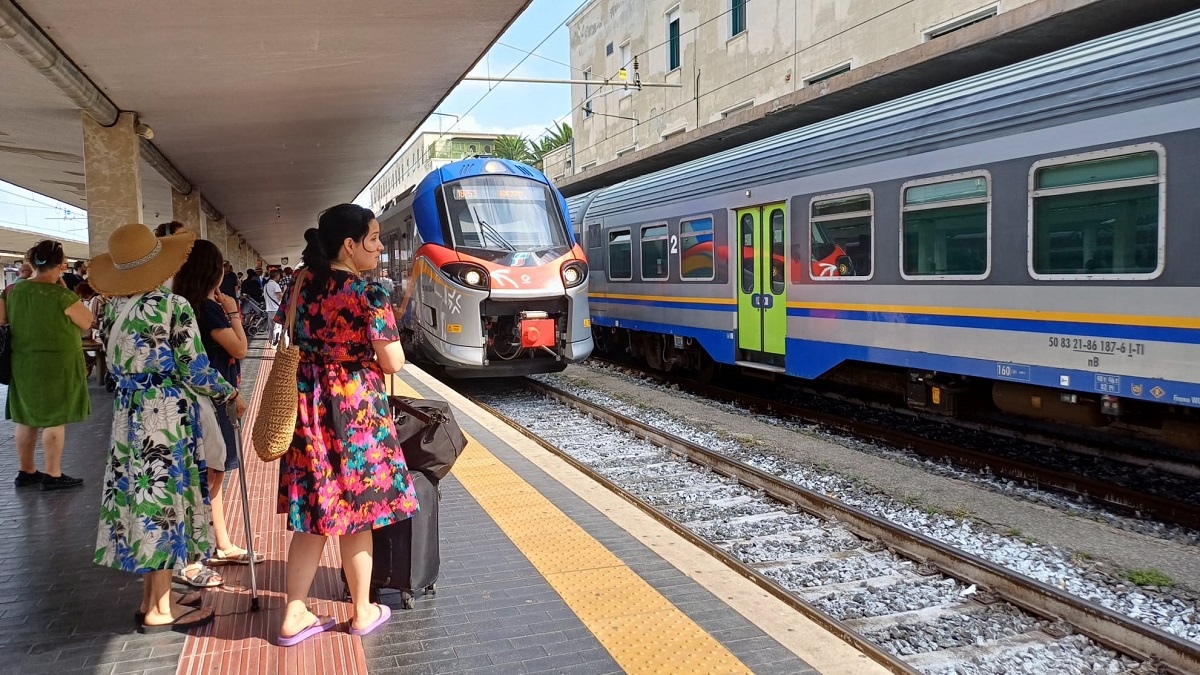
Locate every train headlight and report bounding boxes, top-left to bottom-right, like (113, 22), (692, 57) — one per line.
(561, 261), (588, 288)
(442, 262), (490, 290)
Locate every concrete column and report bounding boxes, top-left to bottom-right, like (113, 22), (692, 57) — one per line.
(82, 112), (142, 256)
(229, 229), (246, 271)
(172, 188), (203, 235)
(207, 216), (229, 256)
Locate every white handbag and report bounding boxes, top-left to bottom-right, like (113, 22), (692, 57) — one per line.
(107, 294), (227, 470)
(194, 396), (227, 471)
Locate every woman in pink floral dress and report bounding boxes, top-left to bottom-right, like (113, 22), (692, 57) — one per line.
(275, 204), (417, 646)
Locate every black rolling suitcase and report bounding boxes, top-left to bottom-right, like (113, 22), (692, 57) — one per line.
(369, 470), (441, 609)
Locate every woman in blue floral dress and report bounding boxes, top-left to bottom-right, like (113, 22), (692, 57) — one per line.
(89, 224), (246, 634)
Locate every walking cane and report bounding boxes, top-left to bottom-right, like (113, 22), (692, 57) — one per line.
(227, 399), (261, 611)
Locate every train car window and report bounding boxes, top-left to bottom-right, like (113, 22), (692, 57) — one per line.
(608, 229), (633, 281)
(641, 224), (669, 280)
(740, 212), (755, 294)
(901, 173), (990, 279)
(770, 208), (785, 293)
(808, 191), (873, 281)
(1030, 144), (1164, 279)
(679, 217), (715, 281)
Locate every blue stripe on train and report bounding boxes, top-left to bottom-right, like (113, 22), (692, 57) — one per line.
(785, 308), (1200, 345)
(590, 313), (1200, 409)
(787, 338), (1200, 409)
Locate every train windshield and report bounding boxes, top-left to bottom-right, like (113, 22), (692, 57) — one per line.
(443, 176), (570, 257)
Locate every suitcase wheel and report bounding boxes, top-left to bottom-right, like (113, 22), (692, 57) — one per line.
(401, 591), (414, 610)
(426, 583), (436, 595)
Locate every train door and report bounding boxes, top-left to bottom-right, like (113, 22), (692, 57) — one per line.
(735, 203), (787, 362)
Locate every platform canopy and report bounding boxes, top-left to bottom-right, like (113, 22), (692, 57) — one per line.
(0, 1), (531, 260)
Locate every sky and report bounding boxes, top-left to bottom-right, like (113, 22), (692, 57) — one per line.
(1, 0), (580, 240)
(354, 0), (580, 203)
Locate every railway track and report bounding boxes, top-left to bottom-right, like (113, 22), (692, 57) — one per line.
(466, 380), (1200, 675)
(587, 357), (1200, 531)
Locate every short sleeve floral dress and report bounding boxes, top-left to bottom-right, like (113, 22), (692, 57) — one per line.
(94, 289), (235, 573)
(277, 270), (418, 535)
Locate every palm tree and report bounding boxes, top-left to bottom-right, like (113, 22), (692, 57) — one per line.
(493, 135), (533, 163)
(532, 122), (573, 170)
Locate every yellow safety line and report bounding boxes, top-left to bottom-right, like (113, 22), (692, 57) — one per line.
(390, 378), (752, 675)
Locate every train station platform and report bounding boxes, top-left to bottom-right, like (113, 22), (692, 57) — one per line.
(0, 344), (885, 675)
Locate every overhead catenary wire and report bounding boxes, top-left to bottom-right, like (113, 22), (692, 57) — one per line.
(363, 0), (592, 193)
(563, 0), (933, 164)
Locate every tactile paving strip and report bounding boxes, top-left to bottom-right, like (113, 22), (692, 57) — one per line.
(389, 377), (752, 674)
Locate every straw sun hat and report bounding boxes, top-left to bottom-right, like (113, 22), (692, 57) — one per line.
(88, 223), (195, 296)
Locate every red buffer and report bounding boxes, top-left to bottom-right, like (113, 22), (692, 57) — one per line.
(520, 319), (556, 348)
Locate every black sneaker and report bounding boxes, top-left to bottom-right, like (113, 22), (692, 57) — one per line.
(40, 474), (84, 491)
(14, 470), (45, 487)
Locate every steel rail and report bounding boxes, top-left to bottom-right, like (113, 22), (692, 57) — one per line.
(467, 396), (919, 675)
(593, 358), (1200, 530)
(499, 379), (1200, 675)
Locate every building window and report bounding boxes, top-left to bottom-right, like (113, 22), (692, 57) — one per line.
(901, 173), (990, 279)
(616, 145), (637, 158)
(583, 68), (594, 118)
(618, 42), (632, 98)
(661, 126), (687, 140)
(641, 224), (669, 280)
(925, 5), (999, 41)
(667, 7), (681, 71)
(806, 63), (851, 86)
(1030, 145), (1164, 279)
(678, 217), (714, 280)
(730, 0), (746, 37)
(720, 99), (754, 118)
(608, 229), (632, 280)
(808, 191), (873, 280)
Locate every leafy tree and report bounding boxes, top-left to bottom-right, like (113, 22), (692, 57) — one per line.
(531, 121), (573, 170)
(493, 135), (533, 163)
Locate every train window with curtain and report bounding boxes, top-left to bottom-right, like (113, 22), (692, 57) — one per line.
(679, 216), (715, 281)
(608, 229), (632, 281)
(807, 191), (873, 281)
(901, 173), (990, 279)
(1030, 144), (1164, 279)
(641, 224), (669, 280)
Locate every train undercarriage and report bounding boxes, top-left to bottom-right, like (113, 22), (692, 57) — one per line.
(592, 325), (1200, 457)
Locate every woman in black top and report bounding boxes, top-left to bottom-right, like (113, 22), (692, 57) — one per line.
(174, 240), (260, 567)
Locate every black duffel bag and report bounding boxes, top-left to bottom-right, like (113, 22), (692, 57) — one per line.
(389, 395), (467, 480)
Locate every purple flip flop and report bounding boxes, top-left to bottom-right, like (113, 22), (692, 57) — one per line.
(349, 603), (391, 637)
(276, 615), (336, 647)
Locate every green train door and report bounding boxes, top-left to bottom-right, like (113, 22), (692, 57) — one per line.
(735, 203), (787, 358)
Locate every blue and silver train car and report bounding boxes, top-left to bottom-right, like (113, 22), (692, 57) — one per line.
(379, 158), (593, 377)
(575, 10), (1200, 442)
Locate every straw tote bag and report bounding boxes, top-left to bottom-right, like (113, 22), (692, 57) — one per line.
(251, 270), (307, 462)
